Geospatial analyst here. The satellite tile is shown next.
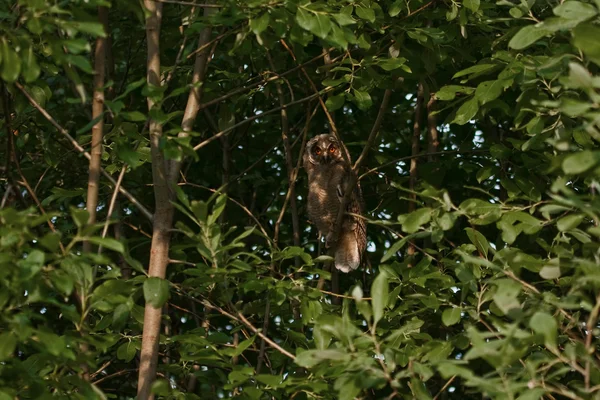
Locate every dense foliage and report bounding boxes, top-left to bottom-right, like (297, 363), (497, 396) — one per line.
(1, 0), (600, 399)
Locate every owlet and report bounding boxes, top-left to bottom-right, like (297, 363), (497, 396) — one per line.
(303, 133), (367, 272)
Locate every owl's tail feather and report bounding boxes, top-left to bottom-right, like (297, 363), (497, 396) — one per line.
(334, 230), (361, 273)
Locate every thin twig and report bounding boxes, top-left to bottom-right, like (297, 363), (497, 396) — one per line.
(99, 166), (127, 253)
(192, 90), (331, 151)
(14, 83), (153, 221)
(194, 297), (296, 360)
(197, 50), (333, 111)
(433, 375), (456, 400)
(2, 82), (66, 252)
(255, 299), (271, 374)
(584, 293), (600, 390)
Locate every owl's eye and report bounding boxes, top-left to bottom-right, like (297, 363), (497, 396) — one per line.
(328, 145), (336, 153)
(314, 146), (322, 155)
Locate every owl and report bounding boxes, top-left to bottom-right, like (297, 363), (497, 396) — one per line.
(303, 133), (367, 272)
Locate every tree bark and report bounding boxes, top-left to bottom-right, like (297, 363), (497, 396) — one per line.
(138, 4), (219, 398)
(83, 6), (108, 253)
(407, 83), (424, 259)
(167, 6), (218, 185)
(426, 95), (438, 162)
(137, 2), (169, 399)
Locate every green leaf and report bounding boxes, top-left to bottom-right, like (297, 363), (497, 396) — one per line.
(0, 333), (17, 361)
(117, 341), (137, 362)
(86, 237), (125, 253)
(442, 308), (461, 326)
(371, 271), (389, 327)
(401, 208), (432, 233)
(121, 111), (147, 122)
(557, 214), (584, 232)
(296, 8), (315, 31)
(143, 277), (170, 308)
(573, 23), (600, 65)
(297, 9), (333, 39)
(357, 33), (371, 49)
(562, 151), (600, 174)
(378, 57), (407, 71)
(530, 311), (557, 350)
(509, 7), (524, 18)
(21, 46), (41, 83)
(452, 97), (479, 125)
(465, 228), (490, 258)
(250, 12), (270, 35)
(539, 265), (561, 280)
(493, 279), (521, 314)
(474, 79), (510, 104)
(72, 21), (107, 37)
(447, 3), (459, 20)
(381, 237), (408, 262)
(327, 24), (349, 49)
(509, 25), (548, 50)
(452, 64), (497, 79)
(295, 349), (350, 368)
(355, 5), (376, 23)
(553, 1), (597, 20)
(389, 0), (404, 17)
(353, 89), (372, 110)
(435, 85), (474, 101)
(71, 208), (90, 228)
(333, 13), (356, 26)
(463, 0), (480, 12)
(326, 93), (345, 111)
(1, 43), (22, 83)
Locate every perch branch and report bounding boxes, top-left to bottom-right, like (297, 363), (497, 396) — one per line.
(329, 88), (393, 247)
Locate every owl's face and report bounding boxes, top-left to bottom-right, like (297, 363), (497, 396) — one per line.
(305, 134), (345, 166)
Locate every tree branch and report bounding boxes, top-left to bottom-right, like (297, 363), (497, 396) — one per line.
(329, 88), (394, 247)
(84, 5), (108, 253)
(426, 95), (438, 162)
(197, 50), (332, 112)
(167, 5), (218, 184)
(192, 90), (330, 151)
(14, 82), (153, 221)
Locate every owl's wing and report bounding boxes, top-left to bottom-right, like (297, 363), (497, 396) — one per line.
(337, 171), (367, 244)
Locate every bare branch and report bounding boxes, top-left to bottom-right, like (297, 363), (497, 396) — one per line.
(167, 5), (218, 184)
(84, 5), (108, 254)
(99, 166), (127, 253)
(2, 82), (66, 251)
(329, 88), (394, 247)
(14, 82), (153, 221)
(426, 95), (439, 161)
(192, 90), (330, 151)
(197, 50), (333, 111)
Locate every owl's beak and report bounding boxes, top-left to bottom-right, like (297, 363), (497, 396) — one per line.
(322, 153), (330, 163)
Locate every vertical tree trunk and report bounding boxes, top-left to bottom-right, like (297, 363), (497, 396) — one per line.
(83, 6), (108, 253)
(407, 83), (424, 259)
(426, 96), (438, 161)
(137, 2), (168, 399)
(80, 5), (108, 382)
(138, 4), (218, 398)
